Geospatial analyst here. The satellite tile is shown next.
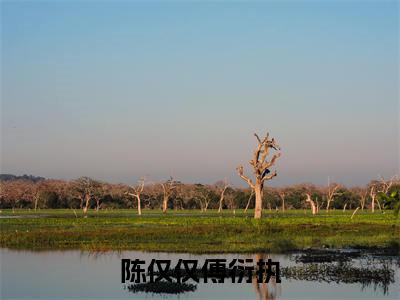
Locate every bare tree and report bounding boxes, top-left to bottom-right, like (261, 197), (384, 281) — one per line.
(160, 177), (176, 213)
(351, 207), (360, 219)
(244, 190), (255, 213)
(379, 175), (397, 194)
(237, 132), (281, 219)
(305, 193), (317, 215)
(325, 178), (340, 212)
(127, 177), (145, 216)
(70, 177), (101, 217)
(224, 188), (237, 211)
(352, 187), (368, 211)
(369, 185), (377, 213)
(368, 176), (397, 213)
(359, 189), (368, 211)
(194, 184), (214, 212)
(217, 179), (229, 213)
(369, 181), (383, 213)
(94, 183), (109, 212)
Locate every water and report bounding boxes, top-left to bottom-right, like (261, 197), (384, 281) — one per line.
(1, 249), (399, 299)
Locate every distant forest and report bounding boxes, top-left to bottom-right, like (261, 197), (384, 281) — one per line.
(0, 174), (399, 212)
(0, 174), (45, 182)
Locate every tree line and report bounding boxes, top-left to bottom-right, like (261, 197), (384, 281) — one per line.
(1, 174), (398, 216)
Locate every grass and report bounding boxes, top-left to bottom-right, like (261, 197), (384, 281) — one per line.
(0, 209), (399, 253)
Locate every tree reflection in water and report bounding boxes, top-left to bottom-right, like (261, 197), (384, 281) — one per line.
(119, 251), (396, 298)
(283, 250), (397, 296)
(252, 253), (280, 300)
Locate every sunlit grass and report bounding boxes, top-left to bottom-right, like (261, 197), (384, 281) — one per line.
(0, 209), (398, 253)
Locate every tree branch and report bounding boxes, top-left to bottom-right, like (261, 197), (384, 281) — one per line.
(262, 170), (277, 182)
(262, 152), (282, 170)
(236, 166), (255, 188)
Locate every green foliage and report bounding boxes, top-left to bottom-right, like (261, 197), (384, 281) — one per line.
(380, 191), (400, 217)
(1, 209), (399, 253)
(332, 188), (358, 209)
(38, 190), (59, 208)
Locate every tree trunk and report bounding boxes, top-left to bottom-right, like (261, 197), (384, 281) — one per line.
(137, 196), (142, 216)
(371, 195), (375, 213)
(162, 196), (168, 213)
(244, 191), (254, 213)
(83, 194), (90, 218)
(326, 200), (331, 211)
(254, 181), (263, 219)
(351, 207), (360, 219)
(236, 132), (281, 219)
(218, 190), (225, 213)
(311, 202), (316, 215)
(376, 198), (382, 211)
(218, 195), (224, 213)
(306, 194), (316, 215)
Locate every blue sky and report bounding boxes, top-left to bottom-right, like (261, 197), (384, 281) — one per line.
(1, 1), (398, 186)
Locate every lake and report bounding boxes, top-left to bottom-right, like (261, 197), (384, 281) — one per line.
(1, 249), (399, 299)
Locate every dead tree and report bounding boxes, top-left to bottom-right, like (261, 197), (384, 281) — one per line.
(369, 176), (397, 213)
(71, 177), (101, 218)
(379, 175), (397, 194)
(244, 190), (255, 213)
(194, 184), (213, 212)
(305, 193), (317, 215)
(325, 179), (340, 212)
(127, 177), (145, 216)
(353, 187), (368, 211)
(161, 177), (176, 213)
(351, 207), (360, 219)
(237, 132), (281, 219)
(369, 183), (384, 212)
(217, 179), (229, 213)
(370, 185), (377, 213)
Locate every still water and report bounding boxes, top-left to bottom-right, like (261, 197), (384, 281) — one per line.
(1, 249), (399, 299)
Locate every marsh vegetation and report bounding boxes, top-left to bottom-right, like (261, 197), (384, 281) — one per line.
(1, 209), (398, 253)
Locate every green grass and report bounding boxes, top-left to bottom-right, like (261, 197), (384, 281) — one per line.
(0, 209), (399, 253)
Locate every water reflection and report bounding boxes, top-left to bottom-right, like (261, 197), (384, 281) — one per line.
(1, 249), (399, 299)
(121, 251), (397, 299)
(252, 253), (280, 300)
(252, 277), (280, 300)
(284, 249), (398, 295)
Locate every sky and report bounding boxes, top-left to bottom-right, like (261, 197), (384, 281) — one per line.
(1, 0), (399, 187)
